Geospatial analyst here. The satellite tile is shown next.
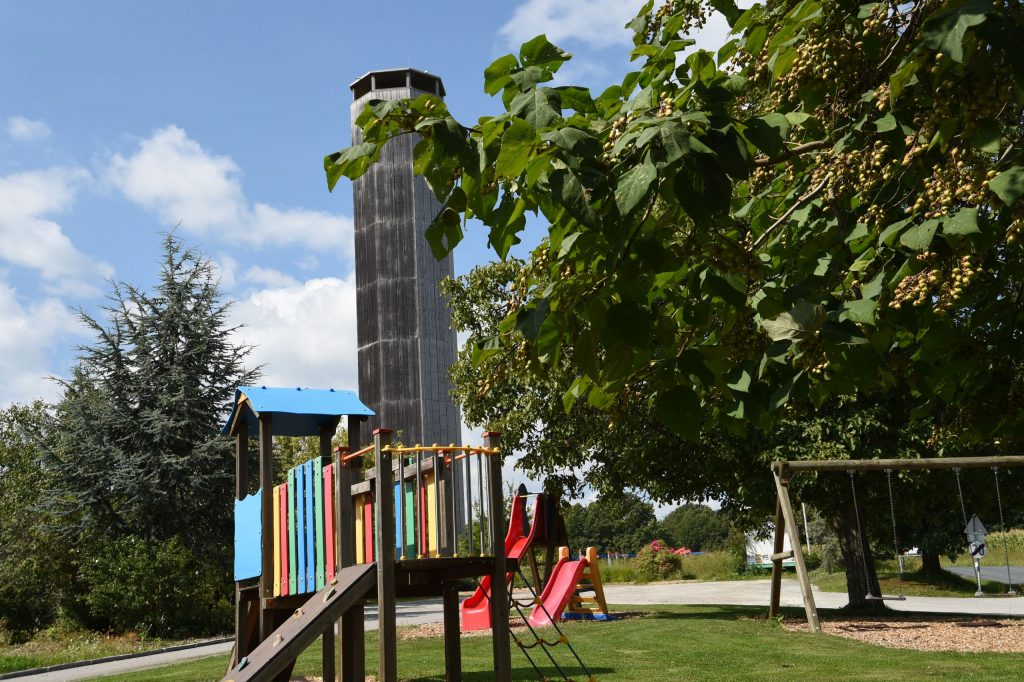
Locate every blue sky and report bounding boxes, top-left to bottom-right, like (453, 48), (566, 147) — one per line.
(1, 0), (732, 508)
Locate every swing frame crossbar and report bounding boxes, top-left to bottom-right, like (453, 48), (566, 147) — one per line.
(768, 456), (1024, 633)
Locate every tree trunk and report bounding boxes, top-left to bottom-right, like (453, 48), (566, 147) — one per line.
(834, 503), (884, 609)
(920, 551), (942, 576)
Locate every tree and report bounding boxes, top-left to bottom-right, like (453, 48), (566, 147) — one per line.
(329, 0), (1024, 439)
(44, 234), (258, 560)
(0, 402), (67, 639)
(658, 504), (730, 551)
(329, 0), (1024, 606)
(563, 492), (660, 553)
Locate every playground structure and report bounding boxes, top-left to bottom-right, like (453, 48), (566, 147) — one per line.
(222, 386), (601, 682)
(768, 456), (1024, 632)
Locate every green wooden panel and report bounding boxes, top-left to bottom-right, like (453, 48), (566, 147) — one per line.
(288, 467), (297, 594)
(404, 479), (415, 557)
(314, 457), (325, 589)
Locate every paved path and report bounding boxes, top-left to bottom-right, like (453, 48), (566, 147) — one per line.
(946, 565), (1024, 586)
(16, 580), (1024, 680)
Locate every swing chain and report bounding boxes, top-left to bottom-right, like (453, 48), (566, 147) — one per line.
(953, 468), (969, 528)
(848, 470), (873, 598)
(992, 467), (1016, 595)
(885, 469), (904, 598)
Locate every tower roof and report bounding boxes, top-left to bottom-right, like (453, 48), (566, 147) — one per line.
(349, 67), (445, 100)
(221, 385), (374, 437)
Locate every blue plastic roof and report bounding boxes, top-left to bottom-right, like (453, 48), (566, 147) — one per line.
(222, 386), (374, 437)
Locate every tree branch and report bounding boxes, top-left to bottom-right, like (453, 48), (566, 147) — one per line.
(753, 177), (829, 248)
(753, 140), (830, 166)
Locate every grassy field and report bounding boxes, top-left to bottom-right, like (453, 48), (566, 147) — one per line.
(601, 551), (762, 584)
(92, 604), (1024, 681)
(0, 627), (219, 675)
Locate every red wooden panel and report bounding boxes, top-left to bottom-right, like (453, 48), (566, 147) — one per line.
(364, 495), (374, 562)
(324, 461), (336, 581)
(279, 483), (289, 596)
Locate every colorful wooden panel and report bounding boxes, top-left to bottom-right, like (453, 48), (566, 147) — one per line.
(323, 461), (336, 583)
(404, 479), (415, 557)
(287, 467), (297, 594)
(364, 495), (374, 562)
(296, 464), (306, 593)
(314, 457), (325, 589)
(355, 494), (365, 564)
(272, 485), (281, 596)
(426, 471), (437, 557)
(233, 491), (261, 581)
(279, 483), (289, 596)
(304, 460), (315, 591)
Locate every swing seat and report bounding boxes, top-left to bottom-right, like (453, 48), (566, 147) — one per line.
(865, 594), (906, 601)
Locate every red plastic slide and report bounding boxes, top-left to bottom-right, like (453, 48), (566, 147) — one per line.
(528, 556), (588, 627)
(461, 494), (544, 630)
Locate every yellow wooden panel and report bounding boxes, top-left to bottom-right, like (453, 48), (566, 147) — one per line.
(355, 494), (365, 564)
(272, 486), (281, 597)
(426, 471), (438, 557)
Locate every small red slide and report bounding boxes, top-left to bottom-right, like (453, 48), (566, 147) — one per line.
(461, 494), (544, 631)
(528, 556), (588, 627)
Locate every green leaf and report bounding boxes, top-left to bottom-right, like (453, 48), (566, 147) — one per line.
(615, 161), (657, 216)
(424, 188), (466, 259)
(510, 88), (562, 128)
(324, 143), (378, 189)
(555, 86), (596, 113)
(471, 336), (501, 367)
(655, 120), (692, 165)
(488, 197), (526, 259)
(900, 219), (940, 251)
(562, 375), (591, 413)
(942, 207), (980, 236)
(516, 298), (551, 340)
(484, 54), (519, 95)
(542, 127), (601, 157)
(709, 0), (741, 24)
(495, 118), (539, 178)
(519, 34), (571, 71)
(989, 166), (1024, 206)
(878, 218), (911, 246)
(840, 299), (878, 325)
(606, 301), (652, 348)
(968, 118), (1002, 153)
(674, 156), (731, 222)
(874, 113), (897, 132)
(921, 0), (992, 63)
(760, 301), (825, 342)
(653, 385), (702, 441)
(743, 113), (791, 156)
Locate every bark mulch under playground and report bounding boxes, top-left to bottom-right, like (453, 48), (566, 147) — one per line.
(782, 614), (1024, 652)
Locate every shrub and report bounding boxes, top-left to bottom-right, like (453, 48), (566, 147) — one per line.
(79, 535), (231, 637)
(634, 540), (683, 581)
(725, 527), (749, 575)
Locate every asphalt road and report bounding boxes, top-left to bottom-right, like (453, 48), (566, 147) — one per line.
(945, 564), (1024, 586)
(14, 578), (1024, 680)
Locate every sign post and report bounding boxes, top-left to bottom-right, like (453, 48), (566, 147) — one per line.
(965, 515), (988, 596)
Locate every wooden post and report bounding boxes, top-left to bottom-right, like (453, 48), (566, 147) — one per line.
(768, 494), (785, 619)
(442, 579), (462, 682)
(373, 429), (398, 682)
(773, 468), (819, 632)
(483, 432), (511, 682)
(338, 418), (364, 682)
(320, 419), (339, 682)
(233, 430), (250, 666)
(259, 414), (274, 641)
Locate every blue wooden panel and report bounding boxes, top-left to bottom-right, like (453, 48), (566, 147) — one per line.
(288, 467), (297, 594)
(297, 465), (306, 593)
(234, 491), (262, 581)
(304, 460), (315, 591)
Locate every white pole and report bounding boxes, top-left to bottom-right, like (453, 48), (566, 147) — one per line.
(801, 502), (812, 553)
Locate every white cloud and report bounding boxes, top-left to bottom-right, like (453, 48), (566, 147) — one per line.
(0, 168), (113, 294)
(242, 266), (300, 289)
(6, 116), (51, 142)
(499, 0), (644, 48)
(107, 126), (353, 255)
(499, 1), (746, 54)
(230, 276), (359, 391)
(0, 284), (83, 405)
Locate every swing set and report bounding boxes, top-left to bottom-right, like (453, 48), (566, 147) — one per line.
(767, 456), (1024, 633)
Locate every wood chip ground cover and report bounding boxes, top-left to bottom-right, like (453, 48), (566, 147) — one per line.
(783, 614), (1024, 652)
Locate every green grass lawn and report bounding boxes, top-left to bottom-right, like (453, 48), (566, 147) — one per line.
(810, 566), (1010, 598)
(0, 629), (222, 675)
(92, 604), (1023, 681)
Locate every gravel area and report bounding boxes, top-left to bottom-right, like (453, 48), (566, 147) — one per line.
(782, 614), (1024, 652)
